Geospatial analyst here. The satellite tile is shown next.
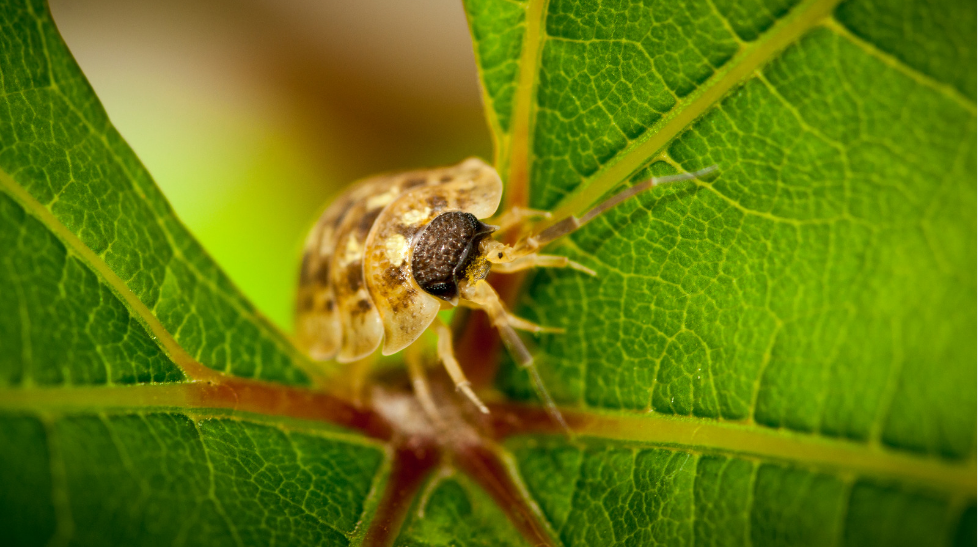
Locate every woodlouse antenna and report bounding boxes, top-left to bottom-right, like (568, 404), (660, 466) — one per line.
(497, 321), (572, 435)
(524, 165), (718, 251)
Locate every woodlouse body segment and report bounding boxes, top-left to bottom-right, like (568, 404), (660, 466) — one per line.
(296, 156), (716, 428)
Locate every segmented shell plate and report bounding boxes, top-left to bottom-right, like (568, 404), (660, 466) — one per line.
(296, 157), (502, 362)
(296, 176), (392, 362)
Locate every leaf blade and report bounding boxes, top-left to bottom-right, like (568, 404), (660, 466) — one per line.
(0, 179), (184, 387)
(0, 0), (312, 385)
(482, 0), (975, 457)
(510, 436), (972, 547)
(0, 411), (388, 546)
(467, 0), (975, 541)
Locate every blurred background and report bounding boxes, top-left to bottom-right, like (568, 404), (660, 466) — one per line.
(49, 0), (492, 330)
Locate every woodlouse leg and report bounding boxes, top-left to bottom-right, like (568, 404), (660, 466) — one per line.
(491, 253), (596, 276)
(486, 206), (551, 233)
(405, 339), (444, 427)
(347, 355), (374, 407)
(501, 313), (565, 334)
(459, 280), (571, 433)
(459, 295), (563, 334)
(433, 318), (490, 414)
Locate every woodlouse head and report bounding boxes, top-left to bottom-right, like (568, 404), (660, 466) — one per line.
(411, 211), (496, 301)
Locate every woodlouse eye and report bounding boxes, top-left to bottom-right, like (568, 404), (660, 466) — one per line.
(411, 211), (495, 300)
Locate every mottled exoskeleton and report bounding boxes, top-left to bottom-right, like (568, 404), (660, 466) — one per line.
(296, 157), (714, 427)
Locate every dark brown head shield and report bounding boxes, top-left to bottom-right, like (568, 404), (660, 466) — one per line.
(411, 211), (495, 300)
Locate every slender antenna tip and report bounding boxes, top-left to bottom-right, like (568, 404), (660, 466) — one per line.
(650, 164), (720, 187)
(695, 164), (719, 176)
(568, 259), (598, 276)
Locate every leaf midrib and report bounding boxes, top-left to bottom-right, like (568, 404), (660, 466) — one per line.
(502, 0), (547, 209)
(572, 410), (976, 495)
(4, 381), (973, 497)
(0, 381), (393, 441)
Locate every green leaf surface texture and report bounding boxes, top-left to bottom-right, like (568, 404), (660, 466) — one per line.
(0, 412), (386, 546)
(1, 0), (974, 545)
(395, 473), (533, 547)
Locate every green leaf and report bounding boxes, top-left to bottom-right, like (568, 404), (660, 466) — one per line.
(1, 1), (389, 545)
(0, 0), (310, 386)
(497, 0), (977, 452)
(0, 192), (182, 385)
(395, 473), (534, 547)
(1, 0), (974, 545)
(0, 412), (386, 546)
(467, 0), (975, 542)
(510, 436), (965, 547)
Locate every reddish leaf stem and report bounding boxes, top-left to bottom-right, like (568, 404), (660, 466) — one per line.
(454, 441), (557, 546)
(362, 439), (441, 547)
(188, 377), (393, 440)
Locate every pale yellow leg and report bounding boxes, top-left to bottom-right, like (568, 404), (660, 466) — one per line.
(404, 340), (444, 427)
(503, 313), (565, 334)
(458, 291), (564, 334)
(491, 253), (597, 276)
(433, 318), (489, 414)
(459, 280), (570, 433)
(487, 206), (551, 233)
(340, 355), (375, 406)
